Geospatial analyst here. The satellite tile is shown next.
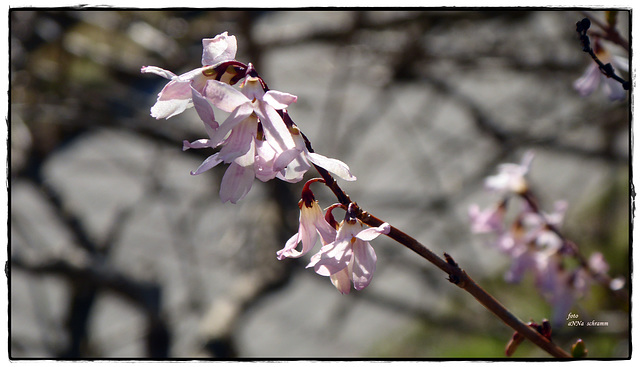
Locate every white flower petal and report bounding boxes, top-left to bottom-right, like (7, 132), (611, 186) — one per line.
(356, 223), (390, 242)
(330, 268), (352, 294)
(257, 102), (296, 151)
(190, 153), (223, 175)
(191, 86), (218, 129)
(204, 80), (251, 113)
(262, 90), (297, 110)
(351, 240), (377, 290)
(182, 139), (211, 151)
(306, 152), (356, 181)
(208, 104), (254, 149)
(201, 32), (237, 66)
(141, 66), (177, 80)
(150, 98), (192, 120)
(574, 64), (601, 97)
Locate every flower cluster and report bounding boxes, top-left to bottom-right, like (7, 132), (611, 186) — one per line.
(277, 181), (390, 294)
(142, 32), (355, 203)
(143, 32), (388, 293)
(469, 151), (622, 325)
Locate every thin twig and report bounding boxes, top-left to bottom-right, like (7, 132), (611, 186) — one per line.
(576, 17), (629, 90)
(580, 11), (629, 52)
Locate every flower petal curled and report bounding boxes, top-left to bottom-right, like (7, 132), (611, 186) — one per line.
(262, 90), (297, 110)
(307, 237), (353, 277)
(307, 152), (356, 181)
(355, 222), (390, 242)
(201, 32), (237, 66)
(141, 66), (177, 80)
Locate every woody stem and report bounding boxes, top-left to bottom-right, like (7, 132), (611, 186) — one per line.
(307, 157), (571, 358)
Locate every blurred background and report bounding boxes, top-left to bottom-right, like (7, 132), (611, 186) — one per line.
(9, 10), (630, 358)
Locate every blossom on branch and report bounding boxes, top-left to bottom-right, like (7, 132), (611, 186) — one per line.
(144, 32), (356, 202)
(277, 181), (337, 260)
(277, 188), (391, 294)
(307, 213), (390, 294)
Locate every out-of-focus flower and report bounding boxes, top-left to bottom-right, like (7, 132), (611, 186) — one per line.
(588, 252), (625, 291)
(588, 252), (609, 274)
(537, 257), (580, 326)
(468, 201), (506, 234)
(499, 203), (566, 283)
(307, 219), (390, 294)
(523, 201), (567, 253)
(484, 151), (534, 195)
(470, 151), (621, 326)
(141, 32), (240, 119)
(573, 39), (629, 101)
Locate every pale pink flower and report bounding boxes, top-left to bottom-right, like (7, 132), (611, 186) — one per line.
(501, 220), (543, 283)
(183, 111), (259, 175)
(610, 277), (626, 291)
(522, 200), (567, 254)
(468, 202), (505, 234)
(183, 138), (254, 203)
(307, 220), (390, 294)
(254, 138), (299, 182)
(141, 32), (239, 119)
(503, 243), (538, 283)
(218, 142), (256, 203)
(178, 64), (300, 202)
(484, 151), (534, 194)
(481, 201), (567, 284)
(536, 257), (578, 326)
(586, 252), (625, 291)
(277, 200), (337, 260)
(145, 33), (356, 203)
(588, 252), (609, 275)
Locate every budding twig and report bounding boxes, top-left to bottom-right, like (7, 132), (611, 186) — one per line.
(576, 17), (629, 91)
(580, 11), (629, 51)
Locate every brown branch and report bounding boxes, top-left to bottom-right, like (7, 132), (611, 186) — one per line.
(307, 158), (571, 357)
(359, 212), (571, 358)
(284, 68), (573, 358)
